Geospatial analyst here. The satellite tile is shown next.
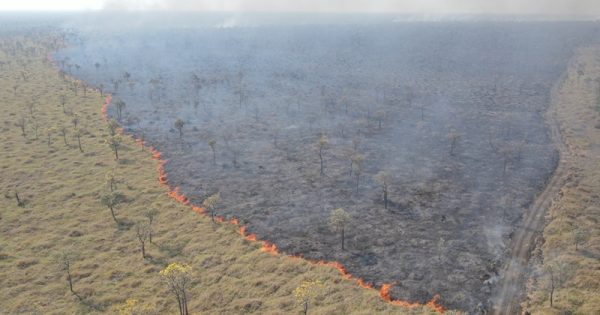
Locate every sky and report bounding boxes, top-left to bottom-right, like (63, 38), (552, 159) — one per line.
(0, 0), (599, 16)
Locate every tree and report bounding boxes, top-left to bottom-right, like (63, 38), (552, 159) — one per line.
(160, 263), (192, 315)
(448, 129), (462, 156)
(330, 208), (351, 250)
(105, 169), (120, 191)
(135, 221), (150, 259)
(55, 251), (78, 295)
(59, 125), (68, 146)
(15, 116), (26, 137)
(352, 153), (365, 193)
(145, 209), (159, 244)
(174, 118), (185, 139)
(374, 171), (391, 209)
(499, 146), (514, 175)
(32, 119), (39, 140)
(107, 119), (120, 136)
(437, 237), (446, 261)
(101, 191), (126, 224)
(573, 227), (589, 251)
(115, 99), (126, 120)
(106, 135), (123, 160)
(404, 85), (414, 107)
(202, 193), (220, 224)
(374, 109), (385, 129)
(13, 190), (24, 207)
(74, 128), (83, 153)
(352, 136), (361, 151)
(317, 134), (329, 175)
(294, 280), (323, 315)
(208, 139), (217, 165)
(45, 127), (52, 147)
(60, 94), (67, 113)
(545, 260), (572, 307)
(343, 148), (355, 177)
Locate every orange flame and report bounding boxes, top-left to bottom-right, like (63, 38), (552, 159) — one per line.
(380, 284), (446, 312)
(168, 187), (190, 205)
(261, 241), (279, 255)
(192, 206), (206, 214)
(101, 95), (111, 121)
(86, 64), (446, 314)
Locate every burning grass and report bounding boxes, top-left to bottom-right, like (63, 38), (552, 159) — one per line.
(0, 32), (457, 314)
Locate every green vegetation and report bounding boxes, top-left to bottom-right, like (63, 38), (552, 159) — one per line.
(0, 32), (449, 314)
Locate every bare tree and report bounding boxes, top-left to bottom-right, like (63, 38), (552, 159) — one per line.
(145, 209), (159, 244)
(437, 237), (446, 261)
(499, 146), (514, 175)
(374, 171), (391, 209)
(343, 148), (355, 177)
(105, 169), (120, 192)
(115, 99), (126, 120)
(74, 128), (83, 152)
(175, 118), (185, 139)
(59, 125), (68, 146)
(545, 260), (573, 307)
(136, 221), (150, 259)
(352, 153), (365, 193)
(202, 193), (220, 224)
(27, 102), (35, 116)
(404, 85), (414, 107)
(317, 135), (329, 175)
(12, 190), (24, 207)
(46, 127), (55, 147)
(330, 208), (351, 250)
(60, 94), (67, 113)
(352, 136), (361, 151)
(31, 118), (39, 140)
(448, 129), (462, 156)
(208, 139), (217, 165)
(573, 227), (589, 251)
(105, 135), (123, 160)
(71, 115), (79, 129)
(55, 251), (78, 295)
(272, 126), (281, 147)
(15, 116), (26, 137)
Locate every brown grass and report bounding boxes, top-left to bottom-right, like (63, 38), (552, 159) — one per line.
(0, 34), (454, 314)
(523, 47), (600, 314)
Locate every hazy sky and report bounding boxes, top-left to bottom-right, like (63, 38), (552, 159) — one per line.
(1, 0), (599, 16)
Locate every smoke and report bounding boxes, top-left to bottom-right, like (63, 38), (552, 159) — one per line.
(100, 0), (600, 17)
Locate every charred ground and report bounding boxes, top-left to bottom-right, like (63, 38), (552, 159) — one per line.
(57, 19), (598, 312)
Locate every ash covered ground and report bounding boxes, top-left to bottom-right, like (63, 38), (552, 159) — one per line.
(57, 15), (598, 312)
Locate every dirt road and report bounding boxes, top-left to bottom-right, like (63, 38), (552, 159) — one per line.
(492, 69), (571, 315)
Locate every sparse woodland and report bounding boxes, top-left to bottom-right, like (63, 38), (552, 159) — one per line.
(0, 16), (599, 315)
(56, 21), (598, 312)
(0, 29), (451, 314)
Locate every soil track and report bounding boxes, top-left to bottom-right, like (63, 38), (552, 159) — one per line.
(492, 66), (572, 315)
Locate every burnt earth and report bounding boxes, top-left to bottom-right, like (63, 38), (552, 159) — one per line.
(57, 18), (598, 313)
